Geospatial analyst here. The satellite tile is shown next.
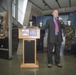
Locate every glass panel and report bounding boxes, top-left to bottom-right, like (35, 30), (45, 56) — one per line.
(12, 3), (15, 18)
(18, 0), (28, 25)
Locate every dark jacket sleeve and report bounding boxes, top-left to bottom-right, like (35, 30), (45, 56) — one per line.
(60, 21), (65, 29)
(41, 19), (49, 30)
(59, 21), (66, 36)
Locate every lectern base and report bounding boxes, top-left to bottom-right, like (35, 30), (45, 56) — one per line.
(20, 60), (39, 68)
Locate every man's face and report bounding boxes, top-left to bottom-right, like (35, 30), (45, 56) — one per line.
(52, 10), (58, 18)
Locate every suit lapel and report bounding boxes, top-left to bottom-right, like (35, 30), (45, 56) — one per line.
(52, 18), (55, 29)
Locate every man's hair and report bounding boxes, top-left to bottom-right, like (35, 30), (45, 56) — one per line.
(52, 9), (59, 13)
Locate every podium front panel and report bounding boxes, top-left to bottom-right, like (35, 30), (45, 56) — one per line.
(24, 40), (35, 63)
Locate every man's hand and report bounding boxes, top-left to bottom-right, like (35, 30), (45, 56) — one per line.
(58, 17), (63, 21)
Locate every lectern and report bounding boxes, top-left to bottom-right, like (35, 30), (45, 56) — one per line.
(18, 27), (40, 68)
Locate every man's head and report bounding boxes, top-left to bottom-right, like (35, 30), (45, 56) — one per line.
(52, 9), (59, 18)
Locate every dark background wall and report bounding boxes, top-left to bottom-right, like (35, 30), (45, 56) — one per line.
(70, 11), (76, 29)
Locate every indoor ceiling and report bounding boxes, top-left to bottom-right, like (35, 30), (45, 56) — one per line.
(29, 0), (76, 11)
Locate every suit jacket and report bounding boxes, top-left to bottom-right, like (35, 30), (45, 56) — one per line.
(42, 18), (65, 43)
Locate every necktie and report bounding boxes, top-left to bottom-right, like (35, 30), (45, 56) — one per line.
(55, 19), (59, 33)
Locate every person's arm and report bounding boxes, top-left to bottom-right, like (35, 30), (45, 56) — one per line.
(60, 21), (65, 29)
(58, 17), (65, 29)
(34, 20), (49, 30)
(41, 19), (49, 30)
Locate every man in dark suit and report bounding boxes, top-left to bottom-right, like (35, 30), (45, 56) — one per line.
(42, 9), (65, 68)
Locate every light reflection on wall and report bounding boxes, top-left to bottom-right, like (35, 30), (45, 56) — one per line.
(12, 0), (15, 18)
(18, 0), (28, 25)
